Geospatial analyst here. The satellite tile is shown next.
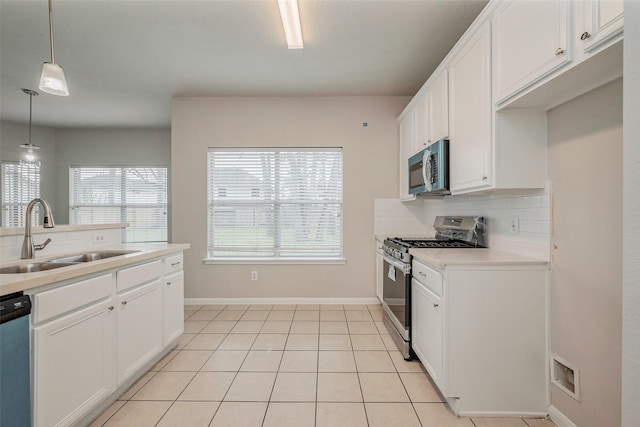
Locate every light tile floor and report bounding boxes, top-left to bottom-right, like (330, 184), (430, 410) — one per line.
(90, 304), (556, 427)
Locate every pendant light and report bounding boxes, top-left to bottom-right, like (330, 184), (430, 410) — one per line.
(39, 0), (69, 96)
(19, 89), (41, 163)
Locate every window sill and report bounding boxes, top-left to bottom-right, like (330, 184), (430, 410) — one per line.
(203, 257), (347, 265)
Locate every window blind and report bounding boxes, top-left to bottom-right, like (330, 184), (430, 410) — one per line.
(207, 148), (343, 259)
(1, 161), (40, 227)
(69, 167), (168, 243)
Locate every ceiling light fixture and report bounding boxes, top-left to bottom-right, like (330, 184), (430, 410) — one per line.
(39, 0), (69, 96)
(20, 89), (41, 163)
(278, 0), (304, 49)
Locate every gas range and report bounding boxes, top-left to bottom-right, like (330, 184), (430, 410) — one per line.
(382, 216), (486, 263)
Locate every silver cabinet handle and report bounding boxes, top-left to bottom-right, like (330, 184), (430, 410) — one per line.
(555, 48), (564, 56)
(482, 175), (488, 180)
(108, 306), (114, 311)
(580, 31), (591, 40)
(166, 281), (171, 286)
(418, 271), (427, 277)
(121, 301), (127, 306)
(171, 262), (181, 267)
(433, 303), (439, 308)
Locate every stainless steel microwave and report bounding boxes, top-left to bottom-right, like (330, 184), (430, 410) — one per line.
(408, 138), (450, 196)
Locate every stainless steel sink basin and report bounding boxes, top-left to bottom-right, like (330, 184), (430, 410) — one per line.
(0, 262), (78, 274)
(0, 250), (141, 274)
(50, 250), (140, 263)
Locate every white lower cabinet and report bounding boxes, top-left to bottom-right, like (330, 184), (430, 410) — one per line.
(411, 258), (549, 416)
(30, 251), (185, 427)
(411, 278), (443, 387)
(163, 271), (184, 346)
(33, 297), (115, 427)
(375, 241), (384, 303)
(116, 279), (162, 384)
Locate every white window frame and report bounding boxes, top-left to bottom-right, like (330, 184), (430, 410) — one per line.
(69, 166), (168, 243)
(1, 161), (41, 227)
(206, 147), (345, 264)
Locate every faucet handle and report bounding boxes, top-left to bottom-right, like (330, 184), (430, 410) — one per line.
(34, 238), (52, 251)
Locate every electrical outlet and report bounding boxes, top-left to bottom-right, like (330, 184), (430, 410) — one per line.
(251, 271), (258, 281)
(510, 218), (520, 234)
(93, 232), (105, 243)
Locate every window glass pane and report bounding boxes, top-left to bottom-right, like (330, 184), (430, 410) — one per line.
(69, 166), (167, 243)
(1, 161), (41, 227)
(207, 148), (343, 259)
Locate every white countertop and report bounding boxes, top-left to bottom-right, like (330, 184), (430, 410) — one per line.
(0, 243), (190, 296)
(409, 247), (549, 269)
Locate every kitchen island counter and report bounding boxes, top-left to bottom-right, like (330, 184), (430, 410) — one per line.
(0, 243), (190, 296)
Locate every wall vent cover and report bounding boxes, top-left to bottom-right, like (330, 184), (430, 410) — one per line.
(550, 353), (581, 401)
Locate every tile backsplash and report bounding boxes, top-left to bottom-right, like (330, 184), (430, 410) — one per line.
(0, 226), (123, 262)
(375, 186), (551, 260)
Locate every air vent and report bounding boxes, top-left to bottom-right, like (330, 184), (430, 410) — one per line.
(550, 354), (581, 401)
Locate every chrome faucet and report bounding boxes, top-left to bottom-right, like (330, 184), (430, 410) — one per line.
(21, 198), (55, 259)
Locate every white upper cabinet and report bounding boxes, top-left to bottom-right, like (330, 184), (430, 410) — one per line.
(428, 70), (449, 144)
(414, 92), (429, 153)
(492, 0), (571, 104)
(398, 108), (417, 201)
(449, 23), (492, 193)
(579, 0), (623, 53)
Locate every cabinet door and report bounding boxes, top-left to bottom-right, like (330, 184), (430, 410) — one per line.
(398, 109), (417, 201)
(429, 71), (449, 143)
(411, 279), (443, 388)
(117, 279), (162, 384)
(414, 92), (429, 153)
(163, 271), (184, 346)
(449, 24), (492, 194)
(492, 0), (570, 103)
(581, 0), (623, 53)
(33, 299), (115, 427)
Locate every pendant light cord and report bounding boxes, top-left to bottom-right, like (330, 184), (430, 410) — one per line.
(28, 92), (33, 145)
(48, 0), (55, 63)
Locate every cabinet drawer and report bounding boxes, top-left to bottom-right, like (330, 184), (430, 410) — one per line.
(33, 273), (113, 324)
(163, 253), (184, 274)
(412, 261), (443, 296)
(116, 260), (162, 292)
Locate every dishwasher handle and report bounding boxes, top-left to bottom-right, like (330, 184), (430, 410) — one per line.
(0, 293), (32, 324)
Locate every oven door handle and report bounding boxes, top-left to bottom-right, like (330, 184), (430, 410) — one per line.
(383, 255), (411, 274)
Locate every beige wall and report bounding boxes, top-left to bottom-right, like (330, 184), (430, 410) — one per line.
(53, 128), (171, 225)
(548, 79), (622, 427)
(171, 96), (408, 299)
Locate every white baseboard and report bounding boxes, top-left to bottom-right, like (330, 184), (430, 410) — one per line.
(548, 405), (578, 427)
(184, 297), (380, 306)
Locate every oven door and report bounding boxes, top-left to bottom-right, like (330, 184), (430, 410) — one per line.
(382, 255), (411, 341)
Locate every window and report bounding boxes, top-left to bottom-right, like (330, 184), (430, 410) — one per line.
(2, 161), (40, 227)
(69, 167), (168, 243)
(207, 148), (343, 260)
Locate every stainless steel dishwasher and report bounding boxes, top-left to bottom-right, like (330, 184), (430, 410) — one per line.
(0, 292), (32, 427)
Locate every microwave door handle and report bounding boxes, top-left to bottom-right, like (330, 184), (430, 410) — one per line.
(423, 150), (433, 192)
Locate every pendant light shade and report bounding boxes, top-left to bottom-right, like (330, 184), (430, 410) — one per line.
(39, 0), (69, 96)
(40, 62), (68, 96)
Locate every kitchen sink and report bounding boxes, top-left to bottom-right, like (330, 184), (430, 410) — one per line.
(49, 250), (140, 263)
(0, 262), (79, 274)
(0, 250), (141, 274)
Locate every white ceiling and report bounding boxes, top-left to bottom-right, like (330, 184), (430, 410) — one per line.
(0, 0), (487, 128)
